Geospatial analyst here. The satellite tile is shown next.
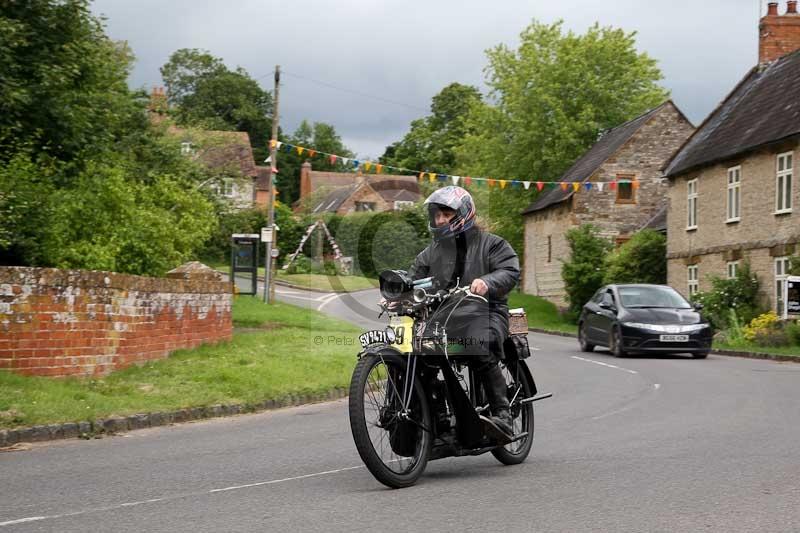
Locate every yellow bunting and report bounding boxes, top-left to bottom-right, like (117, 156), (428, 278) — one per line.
(296, 146), (304, 155)
(572, 182), (580, 192)
(269, 140), (276, 149)
(429, 173), (436, 182)
(500, 180), (507, 189)
(365, 162), (372, 171)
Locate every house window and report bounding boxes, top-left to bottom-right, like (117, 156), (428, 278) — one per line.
(776, 151), (793, 214)
(687, 178), (698, 230)
(547, 236), (552, 263)
(687, 265), (699, 296)
(393, 200), (414, 210)
(616, 174), (636, 204)
(211, 179), (234, 197)
(726, 166), (741, 222)
(355, 201), (376, 212)
(181, 142), (194, 155)
(726, 261), (739, 279)
(775, 256), (790, 314)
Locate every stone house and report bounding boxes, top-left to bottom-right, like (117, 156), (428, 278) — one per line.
(298, 161), (421, 215)
(662, 1), (800, 312)
(521, 101), (695, 307)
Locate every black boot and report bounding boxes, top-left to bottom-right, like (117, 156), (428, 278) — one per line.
(478, 363), (513, 442)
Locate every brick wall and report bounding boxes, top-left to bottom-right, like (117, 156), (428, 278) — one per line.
(667, 140), (800, 309)
(0, 264), (232, 377)
(759, 2), (800, 64)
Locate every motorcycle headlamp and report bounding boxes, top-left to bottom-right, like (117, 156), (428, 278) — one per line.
(379, 270), (414, 300)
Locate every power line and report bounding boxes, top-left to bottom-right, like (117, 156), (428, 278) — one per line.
(280, 70), (429, 113)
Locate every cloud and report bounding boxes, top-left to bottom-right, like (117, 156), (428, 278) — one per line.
(93, 0), (767, 157)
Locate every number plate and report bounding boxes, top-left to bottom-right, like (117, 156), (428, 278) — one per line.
(389, 316), (414, 353)
(660, 334), (689, 342)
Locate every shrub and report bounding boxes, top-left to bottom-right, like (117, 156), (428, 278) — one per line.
(743, 311), (781, 342)
(785, 320), (800, 346)
(753, 328), (790, 347)
(562, 224), (612, 316)
(692, 262), (762, 330)
(603, 229), (666, 285)
(726, 308), (746, 345)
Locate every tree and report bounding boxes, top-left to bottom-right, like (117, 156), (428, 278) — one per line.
(275, 120), (355, 205)
(562, 225), (612, 317)
(160, 49), (273, 161)
(455, 20), (669, 258)
(381, 82), (482, 173)
(603, 230), (667, 285)
(0, 0), (144, 166)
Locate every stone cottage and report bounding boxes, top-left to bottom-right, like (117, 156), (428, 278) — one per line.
(521, 101), (695, 307)
(662, 1), (800, 311)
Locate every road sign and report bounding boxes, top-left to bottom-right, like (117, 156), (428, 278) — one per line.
(261, 227), (273, 243)
(271, 248), (279, 258)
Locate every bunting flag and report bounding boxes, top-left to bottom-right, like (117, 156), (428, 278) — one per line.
(273, 139), (651, 198)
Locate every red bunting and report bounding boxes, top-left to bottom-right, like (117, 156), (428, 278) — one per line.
(464, 177), (472, 186)
(329, 155), (337, 164)
(536, 181), (544, 191)
(610, 181), (617, 190)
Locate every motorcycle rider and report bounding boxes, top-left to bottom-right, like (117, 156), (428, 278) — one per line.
(404, 186), (520, 440)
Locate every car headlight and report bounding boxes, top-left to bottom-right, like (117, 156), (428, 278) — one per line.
(623, 322), (708, 333)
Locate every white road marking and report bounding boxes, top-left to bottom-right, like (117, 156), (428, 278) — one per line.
(654, 383), (661, 390)
(316, 293), (342, 311)
(571, 356), (638, 375)
(0, 517), (46, 526)
(0, 465), (364, 527)
(209, 465), (363, 493)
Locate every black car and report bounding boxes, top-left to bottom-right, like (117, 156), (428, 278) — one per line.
(578, 284), (713, 358)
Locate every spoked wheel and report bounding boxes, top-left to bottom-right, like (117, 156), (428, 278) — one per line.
(491, 359), (535, 465)
(348, 350), (432, 488)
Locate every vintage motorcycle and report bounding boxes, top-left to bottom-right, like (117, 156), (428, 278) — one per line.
(348, 269), (551, 488)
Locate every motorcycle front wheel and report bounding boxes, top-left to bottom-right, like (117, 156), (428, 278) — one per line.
(348, 350), (432, 488)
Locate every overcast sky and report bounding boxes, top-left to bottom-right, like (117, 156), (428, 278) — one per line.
(92, 0), (770, 160)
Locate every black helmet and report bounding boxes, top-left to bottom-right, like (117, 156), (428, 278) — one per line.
(424, 186), (476, 240)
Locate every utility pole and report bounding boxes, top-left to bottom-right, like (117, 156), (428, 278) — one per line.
(264, 65), (280, 303)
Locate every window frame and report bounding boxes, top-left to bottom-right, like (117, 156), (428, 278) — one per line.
(355, 201), (376, 212)
(687, 178), (698, 230)
(393, 200), (414, 210)
(775, 151), (793, 214)
(547, 236), (552, 263)
(687, 265), (699, 296)
(775, 256), (790, 314)
(726, 166), (741, 223)
(726, 260), (739, 279)
(615, 174), (636, 204)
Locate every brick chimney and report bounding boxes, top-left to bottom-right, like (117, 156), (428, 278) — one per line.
(300, 161), (312, 199)
(759, 1), (800, 64)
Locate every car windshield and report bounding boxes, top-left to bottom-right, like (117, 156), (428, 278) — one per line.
(618, 286), (692, 309)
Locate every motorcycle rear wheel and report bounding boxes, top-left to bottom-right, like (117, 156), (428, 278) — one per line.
(491, 359), (535, 465)
(348, 351), (432, 488)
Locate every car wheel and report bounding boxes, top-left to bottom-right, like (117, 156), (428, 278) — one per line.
(578, 323), (595, 352)
(691, 351), (709, 359)
(610, 326), (626, 358)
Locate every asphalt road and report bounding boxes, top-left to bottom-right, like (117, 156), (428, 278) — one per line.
(2, 287), (800, 532)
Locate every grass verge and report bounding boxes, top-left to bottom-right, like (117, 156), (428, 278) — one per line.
(508, 292), (578, 335)
(0, 297), (363, 430)
(713, 341), (800, 358)
(212, 263), (375, 293)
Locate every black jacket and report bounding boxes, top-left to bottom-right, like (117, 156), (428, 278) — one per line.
(408, 227), (520, 310)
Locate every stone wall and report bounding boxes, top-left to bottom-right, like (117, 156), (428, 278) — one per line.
(0, 264), (232, 377)
(667, 140), (800, 309)
(523, 203), (573, 308)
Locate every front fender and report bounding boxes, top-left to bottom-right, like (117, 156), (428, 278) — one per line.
(358, 343), (404, 359)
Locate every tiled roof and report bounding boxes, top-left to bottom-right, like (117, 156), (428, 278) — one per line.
(311, 184), (361, 214)
(664, 49), (800, 177)
(521, 102), (672, 215)
(254, 166), (271, 190)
